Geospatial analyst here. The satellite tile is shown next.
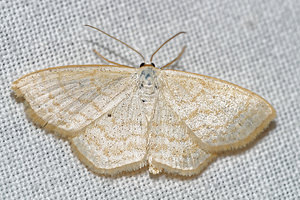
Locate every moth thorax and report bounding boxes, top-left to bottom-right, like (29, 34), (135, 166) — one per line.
(138, 67), (159, 95)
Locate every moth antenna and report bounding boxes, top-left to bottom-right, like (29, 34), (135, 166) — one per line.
(93, 49), (134, 68)
(150, 32), (186, 63)
(160, 46), (186, 69)
(85, 25), (145, 62)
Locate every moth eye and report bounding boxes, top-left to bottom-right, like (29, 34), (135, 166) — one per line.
(140, 63), (145, 67)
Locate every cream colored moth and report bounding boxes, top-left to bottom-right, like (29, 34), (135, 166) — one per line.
(12, 25), (276, 176)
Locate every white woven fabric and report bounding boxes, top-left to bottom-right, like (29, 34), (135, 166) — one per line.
(1, 0), (299, 199)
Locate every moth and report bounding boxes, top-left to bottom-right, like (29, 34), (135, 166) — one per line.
(12, 25), (276, 176)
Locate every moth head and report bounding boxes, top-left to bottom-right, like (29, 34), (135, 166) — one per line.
(139, 63), (156, 68)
